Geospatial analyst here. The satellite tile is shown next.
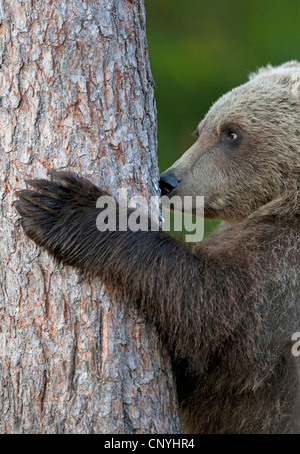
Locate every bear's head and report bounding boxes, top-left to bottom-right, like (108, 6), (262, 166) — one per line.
(159, 61), (300, 221)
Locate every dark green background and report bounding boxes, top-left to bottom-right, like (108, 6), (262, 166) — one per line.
(145, 0), (300, 237)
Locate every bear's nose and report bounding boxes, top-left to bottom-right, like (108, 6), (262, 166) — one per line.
(159, 173), (179, 196)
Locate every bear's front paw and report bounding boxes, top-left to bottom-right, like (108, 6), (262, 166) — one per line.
(15, 171), (106, 260)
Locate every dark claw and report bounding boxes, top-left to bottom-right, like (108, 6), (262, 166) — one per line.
(14, 171), (108, 253)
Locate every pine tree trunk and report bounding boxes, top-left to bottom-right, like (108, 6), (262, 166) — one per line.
(0, 0), (180, 434)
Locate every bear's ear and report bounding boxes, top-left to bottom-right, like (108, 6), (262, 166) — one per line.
(278, 60), (300, 69)
(248, 61), (300, 81)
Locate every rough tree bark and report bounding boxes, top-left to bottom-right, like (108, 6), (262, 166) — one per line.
(0, 0), (180, 434)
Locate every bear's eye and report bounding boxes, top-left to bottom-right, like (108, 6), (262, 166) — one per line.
(227, 131), (238, 141)
(221, 127), (241, 147)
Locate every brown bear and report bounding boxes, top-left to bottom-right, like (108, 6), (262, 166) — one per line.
(15, 61), (300, 433)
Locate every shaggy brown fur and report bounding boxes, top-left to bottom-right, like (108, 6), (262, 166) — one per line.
(15, 62), (300, 433)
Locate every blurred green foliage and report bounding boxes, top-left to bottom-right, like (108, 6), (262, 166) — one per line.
(145, 0), (300, 237)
